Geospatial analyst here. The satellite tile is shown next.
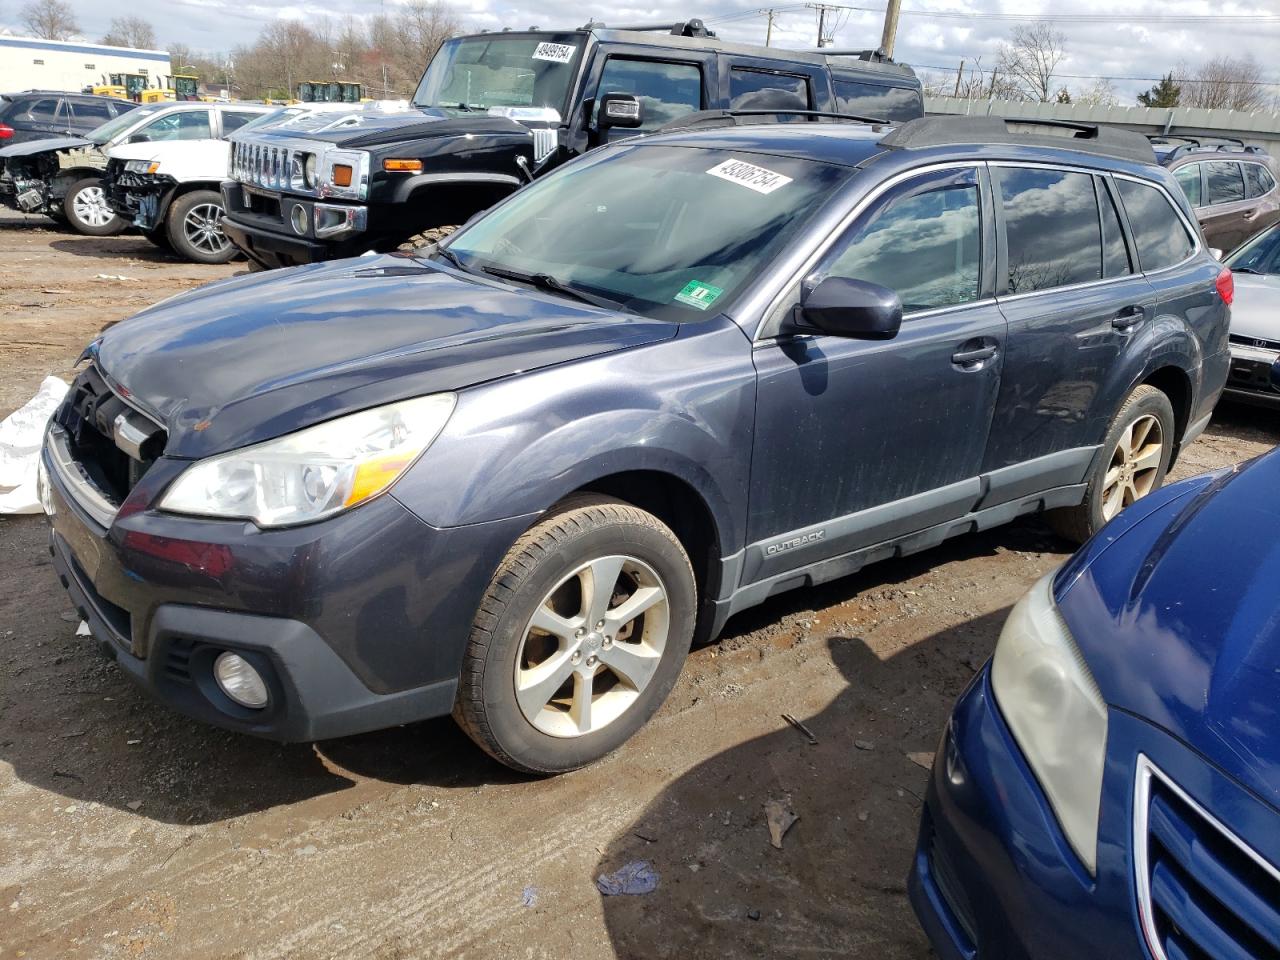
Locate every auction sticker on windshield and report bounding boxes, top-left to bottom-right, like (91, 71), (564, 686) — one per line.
(706, 158), (793, 195)
(533, 42), (576, 63)
(674, 280), (724, 310)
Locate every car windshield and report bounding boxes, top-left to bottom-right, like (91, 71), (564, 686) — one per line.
(443, 144), (854, 321)
(1225, 224), (1280, 276)
(88, 107), (160, 145)
(412, 33), (584, 114)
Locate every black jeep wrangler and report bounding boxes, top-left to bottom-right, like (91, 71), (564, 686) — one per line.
(220, 18), (923, 268)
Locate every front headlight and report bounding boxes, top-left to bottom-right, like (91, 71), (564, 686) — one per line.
(304, 153), (317, 188)
(990, 571), (1108, 874)
(124, 159), (159, 174)
(159, 394), (455, 527)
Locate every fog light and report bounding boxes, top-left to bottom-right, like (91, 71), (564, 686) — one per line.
(213, 652), (269, 708)
(290, 204), (309, 236)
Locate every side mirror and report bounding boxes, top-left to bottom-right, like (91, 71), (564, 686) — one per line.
(1271, 358), (1280, 391)
(798, 277), (902, 339)
(598, 92), (643, 130)
(1209, 247), (1224, 260)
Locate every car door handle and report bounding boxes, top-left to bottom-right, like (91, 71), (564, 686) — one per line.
(952, 345), (997, 366)
(1112, 306), (1145, 331)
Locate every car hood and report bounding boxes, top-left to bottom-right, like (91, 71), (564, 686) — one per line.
(93, 254), (678, 458)
(1056, 452), (1280, 809)
(244, 107), (534, 149)
(0, 135), (92, 158)
(1230, 273), (1280, 342)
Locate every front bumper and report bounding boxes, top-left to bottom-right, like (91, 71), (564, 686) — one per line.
(220, 180), (370, 268)
(1224, 343), (1280, 407)
(41, 441), (532, 741)
(105, 167), (175, 232)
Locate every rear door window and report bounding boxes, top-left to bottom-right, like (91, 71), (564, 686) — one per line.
(221, 111), (262, 134)
(593, 59), (702, 132)
(1173, 163), (1202, 207)
(1205, 161), (1245, 205)
(820, 167), (982, 312)
(1244, 162), (1276, 199)
(23, 98), (61, 121)
(832, 79), (922, 122)
(998, 167), (1103, 293)
(729, 68), (809, 118)
(71, 100), (113, 124)
(1115, 179), (1195, 271)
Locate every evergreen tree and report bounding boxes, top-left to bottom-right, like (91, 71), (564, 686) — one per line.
(1138, 74), (1181, 108)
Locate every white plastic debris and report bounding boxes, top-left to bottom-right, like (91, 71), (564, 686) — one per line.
(0, 376), (67, 514)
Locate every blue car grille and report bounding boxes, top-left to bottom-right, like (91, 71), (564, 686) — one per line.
(1137, 758), (1280, 960)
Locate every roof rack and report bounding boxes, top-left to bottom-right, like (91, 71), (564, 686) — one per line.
(583, 18), (717, 37)
(659, 108), (889, 132)
(1156, 139), (1265, 163)
(821, 48), (893, 62)
(880, 116), (1155, 164)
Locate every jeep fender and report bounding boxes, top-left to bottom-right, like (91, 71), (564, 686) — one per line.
(392, 171), (523, 207)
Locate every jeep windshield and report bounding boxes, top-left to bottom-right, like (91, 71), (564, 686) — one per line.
(412, 33), (584, 115)
(441, 144), (854, 322)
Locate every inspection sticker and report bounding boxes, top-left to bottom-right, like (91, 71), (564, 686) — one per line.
(706, 158), (792, 195)
(532, 42), (576, 63)
(674, 280), (725, 310)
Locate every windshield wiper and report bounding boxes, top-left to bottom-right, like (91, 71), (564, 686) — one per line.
(432, 245), (470, 273)
(480, 264), (632, 313)
(448, 101), (476, 112)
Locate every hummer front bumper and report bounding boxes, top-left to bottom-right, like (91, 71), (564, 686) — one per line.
(220, 180), (370, 268)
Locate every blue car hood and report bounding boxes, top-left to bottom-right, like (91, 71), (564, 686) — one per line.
(1055, 452), (1280, 809)
(93, 255), (677, 458)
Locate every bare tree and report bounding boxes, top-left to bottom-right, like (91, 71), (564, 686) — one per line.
(394, 0), (462, 89)
(997, 22), (1068, 103)
(1179, 56), (1269, 112)
(924, 58), (1023, 101)
(101, 16), (156, 49)
(20, 0), (79, 40)
(1076, 78), (1119, 107)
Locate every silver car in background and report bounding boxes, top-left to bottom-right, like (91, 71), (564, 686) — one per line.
(1224, 222), (1280, 406)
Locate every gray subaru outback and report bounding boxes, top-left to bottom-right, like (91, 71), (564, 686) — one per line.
(40, 115), (1230, 773)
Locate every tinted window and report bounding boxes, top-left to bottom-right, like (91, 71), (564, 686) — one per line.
(1115, 179), (1195, 271)
(1205, 161), (1245, 205)
(822, 168), (981, 312)
(221, 111), (261, 133)
(135, 110), (212, 141)
(729, 69), (809, 119)
(594, 59), (702, 131)
(832, 79), (921, 122)
(1244, 162), (1276, 199)
(1174, 163), (1201, 207)
(24, 98), (60, 121)
(1099, 180), (1132, 278)
(72, 100), (113, 123)
(1000, 168), (1102, 293)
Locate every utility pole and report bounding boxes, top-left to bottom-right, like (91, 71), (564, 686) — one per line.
(806, 2), (840, 47)
(987, 68), (999, 99)
(763, 8), (775, 46)
(953, 59), (965, 98)
(879, 0), (901, 58)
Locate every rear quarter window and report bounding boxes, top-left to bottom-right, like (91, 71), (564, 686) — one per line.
(1114, 179), (1196, 271)
(832, 79), (922, 122)
(1244, 162), (1276, 199)
(1205, 161), (1245, 205)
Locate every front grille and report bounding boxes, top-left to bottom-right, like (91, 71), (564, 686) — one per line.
(1136, 757), (1280, 960)
(1230, 333), (1280, 351)
(922, 809), (978, 950)
(1229, 358), (1279, 393)
(55, 365), (165, 508)
(233, 140), (306, 193)
(532, 127), (556, 162)
(163, 637), (196, 684)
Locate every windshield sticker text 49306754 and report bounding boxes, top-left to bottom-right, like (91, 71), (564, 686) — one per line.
(706, 158), (793, 195)
(532, 42), (576, 63)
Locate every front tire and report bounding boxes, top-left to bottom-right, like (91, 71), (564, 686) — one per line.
(454, 496), (697, 774)
(63, 179), (126, 236)
(1049, 385), (1175, 542)
(166, 190), (237, 264)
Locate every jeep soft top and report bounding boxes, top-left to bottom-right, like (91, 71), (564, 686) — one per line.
(219, 18), (924, 269)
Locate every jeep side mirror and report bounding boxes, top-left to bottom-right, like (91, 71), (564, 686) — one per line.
(798, 277), (902, 339)
(598, 92), (643, 130)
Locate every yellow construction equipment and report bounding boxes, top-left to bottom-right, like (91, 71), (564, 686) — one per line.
(297, 81), (365, 103)
(85, 72), (148, 101)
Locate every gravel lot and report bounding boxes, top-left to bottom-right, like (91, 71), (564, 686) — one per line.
(2, 208), (1276, 959)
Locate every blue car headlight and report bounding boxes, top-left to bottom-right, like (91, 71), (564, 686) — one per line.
(991, 571), (1108, 874)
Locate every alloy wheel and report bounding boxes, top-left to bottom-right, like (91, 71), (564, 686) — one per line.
(72, 186), (114, 227)
(1101, 414), (1164, 521)
(183, 203), (230, 254)
(514, 555), (670, 738)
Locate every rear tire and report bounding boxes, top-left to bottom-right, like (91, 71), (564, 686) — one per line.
(453, 496), (697, 774)
(143, 227), (173, 251)
(166, 189), (237, 264)
(63, 179), (126, 236)
(1049, 385), (1175, 543)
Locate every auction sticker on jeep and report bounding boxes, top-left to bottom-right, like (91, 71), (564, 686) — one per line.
(674, 280), (724, 310)
(532, 42), (576, 63)
(706, 158), (793, 195)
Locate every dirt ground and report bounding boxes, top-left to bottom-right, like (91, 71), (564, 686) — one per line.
(1, 208), (1277, 960)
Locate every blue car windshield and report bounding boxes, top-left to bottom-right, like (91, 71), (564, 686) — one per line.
(444, 144), (853, 321)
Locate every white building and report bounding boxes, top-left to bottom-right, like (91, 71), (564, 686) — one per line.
(0, 35), (170, 94)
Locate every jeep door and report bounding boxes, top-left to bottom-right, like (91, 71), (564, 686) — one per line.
(980, 165), (1156, 497)
(746, 164), (1005, 585)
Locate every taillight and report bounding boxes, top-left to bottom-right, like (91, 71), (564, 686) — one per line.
(0, 124), (13, 140)
(1216, 267), (1234, 306)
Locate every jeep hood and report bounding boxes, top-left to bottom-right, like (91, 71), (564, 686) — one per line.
(0, 135), (92, 159)
(247, 108), (535, 149)
(1055, 454), (1280, 809)
(93, 255), (677, 458)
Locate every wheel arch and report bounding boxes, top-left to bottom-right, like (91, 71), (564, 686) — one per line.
(394, 174), (522, 228)
(160, 180), (220, 222)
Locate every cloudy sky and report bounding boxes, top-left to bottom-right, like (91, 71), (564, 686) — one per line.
(10, 0), (1280, 102)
